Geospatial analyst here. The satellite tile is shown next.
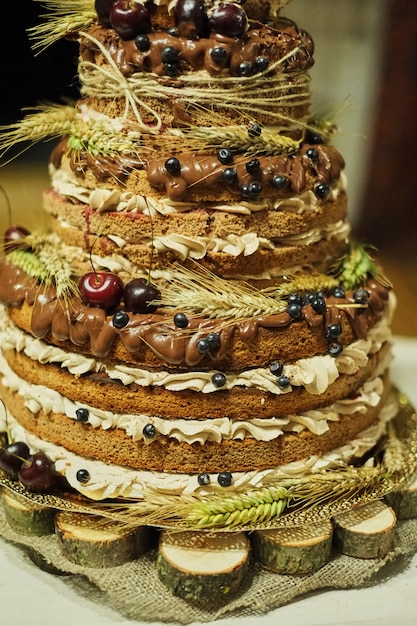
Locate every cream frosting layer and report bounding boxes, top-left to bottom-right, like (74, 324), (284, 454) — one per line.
(0, 304), (393, 397)
(0, 393), (398, 501)
(0, 342), (388, 444)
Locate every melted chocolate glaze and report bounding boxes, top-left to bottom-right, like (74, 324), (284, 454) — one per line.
(0, 260), (390, 368)
(80, 20), (314, 79)
(51, 139), (344, 202)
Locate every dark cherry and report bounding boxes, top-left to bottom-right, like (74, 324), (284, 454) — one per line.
(4, 225), (30, 251)
(174, 312), (189, 328)
(0, 441), (30, 479)
(18, 452), (57, 492)
(110, 0), (151, 40)
(217, 471), (233, 487)
(197, 472), (210, 486)
(76, 469), (91, 484)
(212, 372), (227, 388)
(209, 3), (248, 38)
(123, 278), (161, 314)
(174, 0), (209, 38)
(95, 0), (116, 26)
(78, 271), (124, 312)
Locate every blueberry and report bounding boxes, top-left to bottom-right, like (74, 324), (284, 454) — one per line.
(287, 302), (303, 319)
(217, 471), (233, 487)
(306, 147), (319, 162)
(174, 312), (189, 328)
(210, 46), (228, 63)
(164, 62), (180, 77)
(305, 130), (324, 144)
(212, 372), (227, 388)
(75, 408), (89, 423)
(198, 472), (210, 486)
(315, 183), (330, 199)
(112, 310), (129, 329)
(135, 34), (150, 52)
(327, 323), (342, 339)
(245, 158), (260, 173)
(161, 46), (179, 62)
(217, 148), (233, 165)
(248, 123), (262, 138)
(237, 61), (253, 76)
(143, 423), (156, 438)
(332, 287), (346, 299)
(206, 332), (220, 350)
(288, 293), (303, 305)
(277, 375), (291, 389)
(165, 157), (181, 175)
(197, 338), (210, 353)
(222, 167), (237, 185)
(353, 289), (370, 304)
(76, 469), (90, 484)
(167, 27), (178, 37)
(255, 56), (269, 72)
(241, 181), (262, 198)
(302, 292), (316, 305)
(271, 175), (287, 190)
(270, 361), (284, 376)
(329, 342), (343, 357)
(311, 295), (327, 314)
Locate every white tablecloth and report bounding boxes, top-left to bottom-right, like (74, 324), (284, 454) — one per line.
(1, 336), (416, 626)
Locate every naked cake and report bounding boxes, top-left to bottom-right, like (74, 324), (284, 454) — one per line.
(0, 0), (414, 605)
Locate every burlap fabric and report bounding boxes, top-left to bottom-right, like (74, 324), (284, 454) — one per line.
(1, 501), (417, 624)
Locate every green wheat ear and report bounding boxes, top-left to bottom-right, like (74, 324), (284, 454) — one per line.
(6, 249), (50, 285)
(332, 241), (389, 290)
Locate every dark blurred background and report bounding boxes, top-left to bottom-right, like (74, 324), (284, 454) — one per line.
(1, 0), (79, 125)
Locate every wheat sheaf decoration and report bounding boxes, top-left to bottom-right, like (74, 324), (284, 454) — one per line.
(0, 391), (416, 532)
(28, 0), (96, 53)
(332, 241), (392, 291)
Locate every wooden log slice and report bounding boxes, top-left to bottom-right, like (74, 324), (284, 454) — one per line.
(157, 530), (250, 602)
(385, 476), (417, 520)
(332, 500), (397, 559)
(2, 488), (56, 536)
(55, 511), (149, 568)
(251, 520), (333, 574)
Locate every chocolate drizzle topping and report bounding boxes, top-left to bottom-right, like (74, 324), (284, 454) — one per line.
(0, 260), (390, 369)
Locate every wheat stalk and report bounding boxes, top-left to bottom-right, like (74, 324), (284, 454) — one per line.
(332, 241), (392, 290)
(28, 0), (96, 53)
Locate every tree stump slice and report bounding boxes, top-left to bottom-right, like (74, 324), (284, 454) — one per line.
(333, 500), (396, 559)
(385, 476), (417, 519)
(2, 488), (56, 536)
(55, 511), (149, 568)
(251, 520), (333, 574)
(157, 530), (250, 602)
